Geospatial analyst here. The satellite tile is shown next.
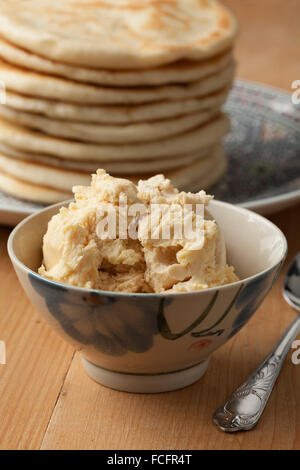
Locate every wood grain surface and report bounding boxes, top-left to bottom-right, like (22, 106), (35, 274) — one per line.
(0, 0), (300, 450)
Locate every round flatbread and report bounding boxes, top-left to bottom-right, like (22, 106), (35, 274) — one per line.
(0, 146), (226, 201)
(129, 146), (227, 189)
(0, 0), (237, 69)
(0, 36), (233, 86)
(2, 88), (230, 124)
(0, 58), (235, 104)
(0, 113), (230, 161)
(185, 147), (227, 192)
(0, 105), (220, 144)
(0, 141), (215, 174)
(0, 169), (71, 204)
(0, 152), (91, 191)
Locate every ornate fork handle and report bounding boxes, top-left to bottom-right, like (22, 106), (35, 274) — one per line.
(213, 315), (300, 432)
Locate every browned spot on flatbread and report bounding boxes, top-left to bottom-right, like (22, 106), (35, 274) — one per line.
(198, 0), (210, 7)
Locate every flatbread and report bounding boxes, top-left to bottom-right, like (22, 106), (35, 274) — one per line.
(0, 141), (216, 174)
(0, 36), (233, 86)
(0, 58), (235, 104)
(0, 1), (237, 69)
(0, 146), (226, 200)
(3, 87), (230, 123)
(185, 146), (227, 192)
(0, 105), (220, 144)
(0, 113), (230, 161)
(0, 152), (91, 191)
(0, 169), (71, 204)
(130, 146), (227, 189)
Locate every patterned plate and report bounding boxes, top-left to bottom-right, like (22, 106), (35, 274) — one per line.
(1, 79), (300, 225)
(216, 80), (300, 213)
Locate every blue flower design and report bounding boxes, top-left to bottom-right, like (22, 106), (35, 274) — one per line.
(29, 274), (159, 356)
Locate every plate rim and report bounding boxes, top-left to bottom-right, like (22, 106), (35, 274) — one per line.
(234, 77), (294, 98)
(240, 187), (300, 211)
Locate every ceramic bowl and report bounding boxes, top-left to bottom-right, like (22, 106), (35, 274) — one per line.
(8, 200), (287, 393)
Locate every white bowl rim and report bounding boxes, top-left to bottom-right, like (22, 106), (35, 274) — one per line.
(7, 198), (288, 298)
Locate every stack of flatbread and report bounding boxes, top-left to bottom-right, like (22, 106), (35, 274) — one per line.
(0, 0), (237, 204)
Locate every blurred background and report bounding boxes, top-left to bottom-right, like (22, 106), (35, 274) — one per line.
(223, 0), (300, 90)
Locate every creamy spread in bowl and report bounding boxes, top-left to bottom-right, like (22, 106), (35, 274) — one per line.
(39, 169), (238, 293)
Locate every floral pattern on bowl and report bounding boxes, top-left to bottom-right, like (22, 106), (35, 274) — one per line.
(28, 263), (281, 363)
(29, 273), (159, 356)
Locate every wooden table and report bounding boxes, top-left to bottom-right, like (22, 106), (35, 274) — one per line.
(0, 0), (300, 450)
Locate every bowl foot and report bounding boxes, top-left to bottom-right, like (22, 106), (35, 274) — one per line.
(81, 356), (210, 393)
